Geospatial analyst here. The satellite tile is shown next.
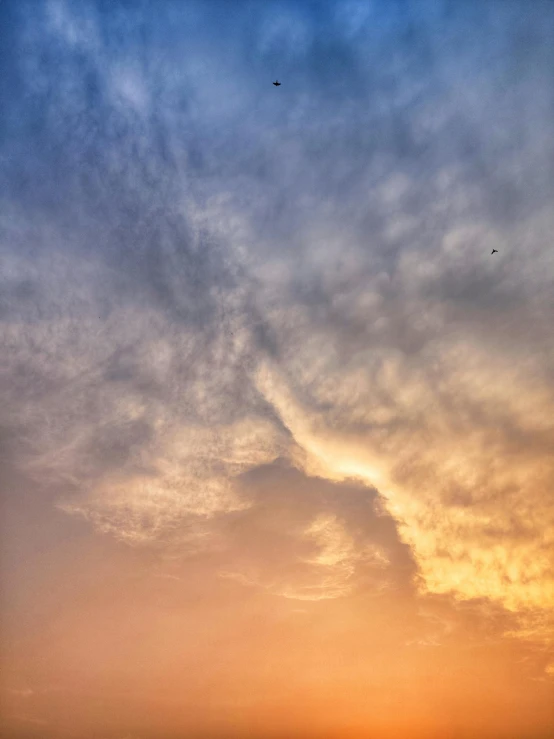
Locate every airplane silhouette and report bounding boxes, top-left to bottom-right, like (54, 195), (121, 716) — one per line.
(491, 249), (498, 254)
(273, 80), (281, 86)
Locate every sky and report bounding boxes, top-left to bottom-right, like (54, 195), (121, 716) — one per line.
(1, 0), (554, 737)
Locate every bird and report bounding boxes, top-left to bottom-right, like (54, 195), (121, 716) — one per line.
(273, 80), (281, 86)
(491, 249), (498, 254)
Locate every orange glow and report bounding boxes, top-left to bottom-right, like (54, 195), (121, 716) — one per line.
(2, 1), (554, 737)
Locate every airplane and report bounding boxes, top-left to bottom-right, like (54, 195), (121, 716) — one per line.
(273, 80), (281, 86)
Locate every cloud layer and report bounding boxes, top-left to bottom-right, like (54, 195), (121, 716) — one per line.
(1, 0), (554, 683)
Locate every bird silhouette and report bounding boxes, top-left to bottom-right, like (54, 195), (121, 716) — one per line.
(273, 80), (281, 86)
(491, 249), (498, 254)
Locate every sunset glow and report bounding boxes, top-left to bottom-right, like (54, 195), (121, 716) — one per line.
(1, 1), (554, 738)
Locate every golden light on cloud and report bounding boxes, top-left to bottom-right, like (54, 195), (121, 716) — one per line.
(57, 416), (288, 543)
(256, 357), (554, 647)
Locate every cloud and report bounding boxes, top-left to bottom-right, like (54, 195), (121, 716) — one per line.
(250, 265), (554, 637)
(210, 463), (411, 602)
(1, 0), (554, 658)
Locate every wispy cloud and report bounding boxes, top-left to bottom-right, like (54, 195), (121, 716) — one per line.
(1, 0), (553, 674)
